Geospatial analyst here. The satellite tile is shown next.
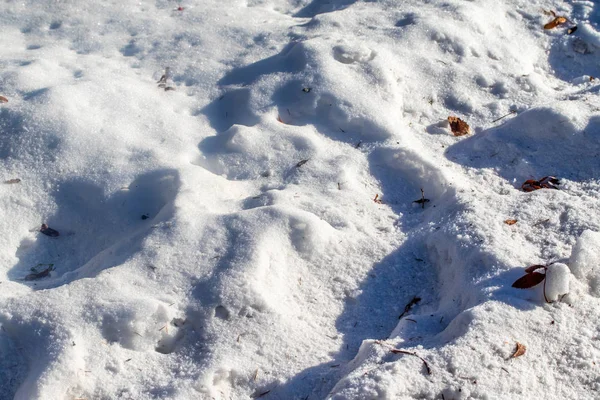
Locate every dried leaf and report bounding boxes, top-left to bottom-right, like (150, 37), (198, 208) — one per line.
(4, 178), (21, 184)
(40, 224), (60, 237)
(0, 96), (8, 103)
(567, 26), (578, 35)
(296, 159), (309, 168)
(512, 272), (545, 289)
(373, 194), (383, 204)
(544, 16), (567, 30)
(399, 296), (421, 319)
(448, 116), (470, 136)
(504, 219), (517, 225)
(24, 264), (54, 281)
(521, 176), (559, 192)
(511, 342), (526, 358)
(524, 264), (546, 274)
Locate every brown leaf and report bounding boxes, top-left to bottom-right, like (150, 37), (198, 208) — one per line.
(504, 219), (517, 225)
(24, 264), (54, 281)
(0, 96), (8, 103)
(40, 224), (60, 237)
(512, 272), (545, 289)
(524, 264), (546, 274)
(448, 116), (470, 136)
(544, 16), (567, 30)
(4, 178), (21, 184)
(511, 342), (526, 358)
(521, 176), (559, 192)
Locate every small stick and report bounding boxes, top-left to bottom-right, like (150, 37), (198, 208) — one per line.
(492, 110), (516, 123)
(390, 349), (432, 374)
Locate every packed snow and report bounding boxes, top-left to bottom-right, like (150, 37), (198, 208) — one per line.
(1, 0), (600, 399)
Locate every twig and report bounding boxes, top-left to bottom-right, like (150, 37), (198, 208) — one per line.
(492, 110), (516, 123)
(390, 349), (432, 375)
(412, 188), (430, 208)
(296, 159), (309, 168)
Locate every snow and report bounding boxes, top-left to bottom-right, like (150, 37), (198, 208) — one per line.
(570, 230), (600, 297)
(1, 0), (600, 399)
(545, 263), (570, 302)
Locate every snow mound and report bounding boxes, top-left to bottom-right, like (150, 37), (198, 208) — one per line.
(545, 263), (570, 302)
(570, 230), (600, 297)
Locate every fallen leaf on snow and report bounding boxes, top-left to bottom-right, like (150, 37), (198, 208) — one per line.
(504, 219), (517, 225)
(4, 178), (21, 184)
(544, 16), (567, 30)
(448, 116), (470, 136)
(512, 271), (545, 289)
(521, 176), (559, 192)
(40, 224), (60, 237)
(511, 342), (526, 358)
(0, 96), (8, 103)
(24, 264), (55, 281)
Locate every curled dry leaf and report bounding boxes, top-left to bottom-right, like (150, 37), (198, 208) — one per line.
(511, 342), (526, 358)
(447, 116), (470, 136)
(0, 95), (8, 103)
(4, 178), (21, 184)
(544, 16), (567, 30)
(521, 176), (559, 192)
(504, 219), (517, 225)
(512, 271), (546, 289)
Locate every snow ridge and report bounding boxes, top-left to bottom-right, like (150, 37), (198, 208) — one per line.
(1, 0), (600, 399)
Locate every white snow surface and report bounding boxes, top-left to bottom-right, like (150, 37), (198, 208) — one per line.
(1, 0), (600, 399)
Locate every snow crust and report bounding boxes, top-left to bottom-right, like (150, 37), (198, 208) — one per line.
(1, 0), (600, 399)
